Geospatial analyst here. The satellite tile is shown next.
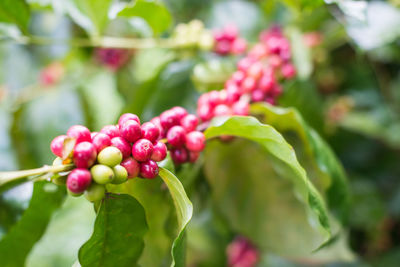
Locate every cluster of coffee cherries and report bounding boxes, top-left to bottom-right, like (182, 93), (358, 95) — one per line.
(172, 20), (214, 51)
(213, 25), (247, 56)
(197, 26), (297, 122)
(95, 48), (132, 71)
(150, 107), (205, 165)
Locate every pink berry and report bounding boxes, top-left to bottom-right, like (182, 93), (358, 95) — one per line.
(258, 74), (275, 92)
(214, 104), (232, 117)
(241, 77), (257, 93)
(197, 105), (213, 122)
(141, 122), (160, 143)
(223, 25), (238, 41)
(100, 125), (120, 139)
(232, 101), (249, 116)
(50, 135), (67, 157)
(140, 160), (159, 179)
(180, 114), (198, 132)
(215, 40), (231, 55)
(171, 106), (188, 120)
(170, 148), (188, 164)
(90, 132), (98, 139)
(247, 62), (263, 79)
(66, 168), (92, 194)
(231, 38), (247, 54)
(237, 57), (254, 72)
(120, 120), (141, 143)
(208, 91), (221, 107)
(121, 157), (140, 178)
(185, 131), (206, 152)
(73, 142), (97, 168)
(167, 126), (186, 148)
(92, 133), (111, 153)
(67, 125), (91, 144)
(118, 113), (140, 128)
(132, 139), (154, 162)
(189, 151), (200, 163)
(231, 71), (246, 85)
(160, 110), (180, 130)
(111, 137), (131, 158)
(151, 141), (167, 162)
(281, 63), (296, 79)
(251, 89), (265, 102)
(226, 84), (241, 104)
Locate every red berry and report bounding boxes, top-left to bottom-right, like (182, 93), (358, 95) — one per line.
(92, 133), (111, 153)
(121, 157), (140, 178)
(66, 168), (92, 194)
(132, 139), (154, 162)
(281, 63), (296, 79)
(241, 77), (257, 93)
(111, 137), (131, 158)
(259, 73), (275, 92)
(180, 114), (198, 132)
(90, 132), (98, 139)
(160, 110), (180, 130)
(197, 105), (213, 122)
(141, 122), (160, 143)
(208, 91), (221, 107)
(232, 101), (249, 116)
(251, 89), (265, 102)
(231, 38), (247, 54)
(237, 57), (254, 72)
(189, 151), (200, 163)
(118, 113), (140, 128)
(170, 148), (188, 164)
(73, 142), (97, 168)
(226, 84), (241, 104)
(231, 71), (246, 85)
(100, 125), (120, 139)
(214, 104), (232, 117)
(67, 125), (91, 144)
(186, 131), (206, 152)
(151, 141), (167, 162)
(171, 106), (188, 120)
(167, 126), (186, 147)
(140, 160), (159, 179)
(223, 24), (238, 41)
(215, 40), (231, 55)
(120, 120), (141, 143)
(247, 62), (263, 79)
(50, 135), (67, 157)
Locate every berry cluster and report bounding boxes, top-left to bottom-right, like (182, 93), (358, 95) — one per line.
(213, 25), (247, 55)
(95, 48), (132, 71)
(172, 20), (214, 50)
(197, 26), (296, 122)
(151, 107), (206, 165)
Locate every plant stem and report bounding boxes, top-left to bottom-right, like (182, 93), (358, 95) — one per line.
(0, 164), (74, 186)
(1, 35), (179, 49)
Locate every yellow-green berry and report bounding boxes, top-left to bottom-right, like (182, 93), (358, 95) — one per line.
(112, 165), (128, 184)
(90, 164), (115, 184)
(84, 183), (106, 202)
(97, 146), (122, 167)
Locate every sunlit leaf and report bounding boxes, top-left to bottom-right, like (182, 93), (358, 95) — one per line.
(0, 0), (30, 32)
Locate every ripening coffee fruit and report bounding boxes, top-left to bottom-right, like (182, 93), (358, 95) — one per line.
(111, 137), (131, 158)
(92, 133), (111, 153)
(118, 113), (140, 128)
(84, 183), (106, 202)
(151, 141), (167, 162)
(50, 135), (67, 157)
(90, 164), (115, 184)
(167, 126), (186, 147)
(112, 165), (128, 184)
(185, 131), (206, 152)
(140, 160), (159, 179)
(120, 157), (140, 178)
(120, 120), (142, 143)
(97, 146), (123, 167)
(170, 148), (188, 164)
(67, 125), (91, 144)
(132, 139), (154, 162)
(73, 142), (97, 168)
(67, 168), (92, 194)
(180, 114), (198, 132)
(141, 122), (160, 143)
(100, 125), (120, 139)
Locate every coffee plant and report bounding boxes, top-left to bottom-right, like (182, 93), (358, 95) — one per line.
(1, 0), (400, 266)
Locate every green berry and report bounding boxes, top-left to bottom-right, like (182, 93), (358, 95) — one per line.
(84, 183), (106, 202)
(112, 165), (128, 184)
(52, 157), (63, 166)
(90, 164), (115, 184)
(97, 146), (123, 167)
(68, 189), (83, 197)
(52, 175), (67, 186)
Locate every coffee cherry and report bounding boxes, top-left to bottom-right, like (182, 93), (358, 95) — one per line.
(241, 76), (256, 93)
(189, 151), (200, 163)
(92, 133), (111, 153)
(281, 63), (296, 79)
(97, 146), (122, 167)
(73, 142), (97, 168)
(84, 183), (106, 202)
(120, 120), (141, 143)
(118, 113), (140, 128)
(112, 165), (128, 184)
(167, 126), (186, 147)
(67, 125), (91, 144)
(186, 131), (206, 152)
(214, 104), (232, 117)
(100, 125), (120, 139)
(170, 148), (188, 164)
(121, 157), (140, 178)
(171, 106), (188, 120)
(132, 139), (154, 162)
(140, 160), (159, 179)
(111, 137), (131, 158)
(141, 122), (160, 143)
(90, 164), (115, 184)
(50, 135), (67, 157)
(197, 105), (213, 122)
(151, 141), (167, 162)
(150, 117), (163, 133)
(231, 38), (247, 54)
(251, 90), (265, 102)
(232, 101), (249, 116)
(160, 110), (180, 129)
(67, 168), (92, 194)
(208, 90), (221, 107)
(90, 132), (98, 139)
(180, 114), (198, 132)
(258, 73), (275, 92)
(68, 190), (83, 197)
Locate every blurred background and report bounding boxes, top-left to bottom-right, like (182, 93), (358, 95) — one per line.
(1, 0), (400, 266)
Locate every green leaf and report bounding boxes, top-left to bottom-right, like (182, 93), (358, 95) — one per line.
(118, 0), (172, 35)
(158, 167), (193, 267)
(55, 0), (113, 36)
(204, 116), (331, 249)
(78, 193), (148, 267)
(287, 27), (312, 80)
(0, 0), (30, 32)
(0, 181), (66, 266)
(251, 103), (350, 222)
